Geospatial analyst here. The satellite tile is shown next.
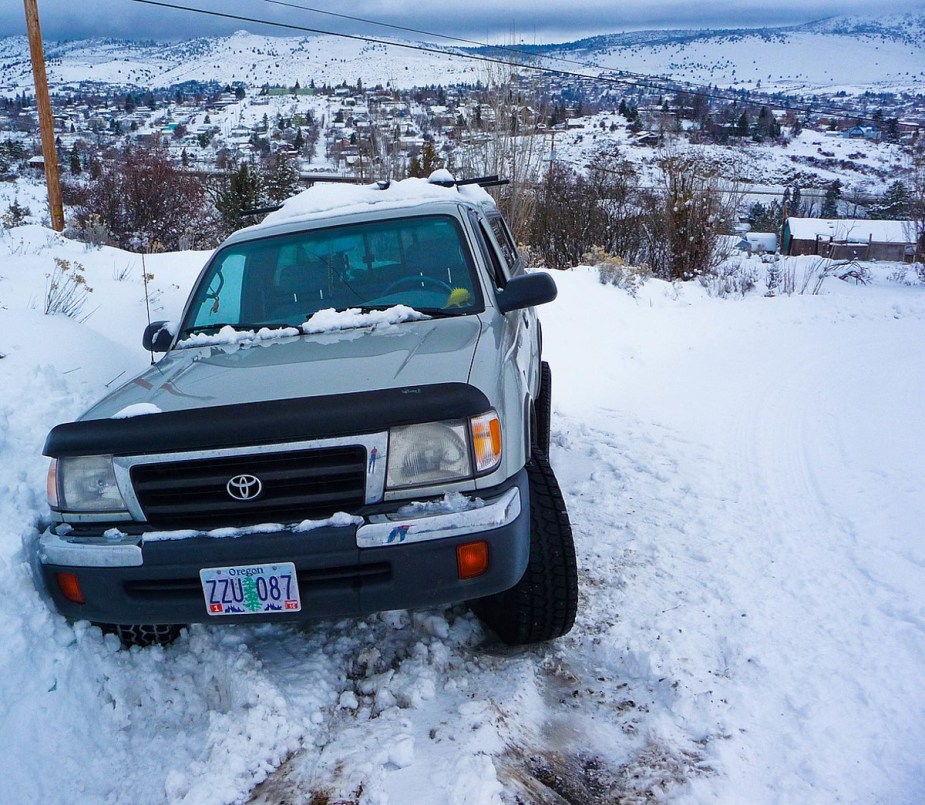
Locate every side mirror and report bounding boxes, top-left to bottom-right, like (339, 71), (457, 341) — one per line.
(142, 321), (174, 353)
(496, 272), (557, 314)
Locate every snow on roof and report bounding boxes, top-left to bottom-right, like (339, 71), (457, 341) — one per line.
(256, 176), (493, 229)
(786, 217), (915, 244)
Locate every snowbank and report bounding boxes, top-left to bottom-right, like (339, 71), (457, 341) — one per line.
(1, 216), (923, 803)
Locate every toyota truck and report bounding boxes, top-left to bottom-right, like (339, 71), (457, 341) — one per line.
(38, 172), (578, 647)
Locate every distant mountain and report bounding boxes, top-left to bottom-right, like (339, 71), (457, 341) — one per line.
(0, 9), (923, 96)
(522, 11), (925, 95)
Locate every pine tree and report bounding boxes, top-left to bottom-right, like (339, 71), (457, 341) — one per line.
(821, 179), (843, 219)
(736, 111), (750, 137)
(408, 142), (443, 178)
(791, 186), (803, 218)
(214, 163), (264, 234)
(264, 152), (299, 203)
(69, 145), (81, 175)
(870, 180), (910, 220)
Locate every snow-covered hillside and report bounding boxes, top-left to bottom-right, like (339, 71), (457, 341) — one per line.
(548, 11), (925, 94)
(0, 30), (479, 93)
(1, 9), (924, 94)
(0, 178), (923, 803)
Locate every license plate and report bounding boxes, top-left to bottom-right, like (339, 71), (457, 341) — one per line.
(199, 562), (301, 616)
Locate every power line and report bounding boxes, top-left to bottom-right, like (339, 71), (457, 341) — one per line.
(247, 1), (920, 128)
(127, 0), (907, 129)
(256, 0), (626, 77)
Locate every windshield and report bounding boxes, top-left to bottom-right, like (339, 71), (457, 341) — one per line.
(181, 214), (483, 335)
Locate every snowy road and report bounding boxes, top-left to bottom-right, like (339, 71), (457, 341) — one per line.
(1, 231), (923, 804)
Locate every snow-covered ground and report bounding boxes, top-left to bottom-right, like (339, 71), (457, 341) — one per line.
(1, 200), (924, 802)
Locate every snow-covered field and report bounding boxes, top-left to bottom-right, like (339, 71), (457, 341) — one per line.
(1, 193), (924, 803)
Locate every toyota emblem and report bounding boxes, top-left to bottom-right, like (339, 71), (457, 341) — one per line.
(226, 474), (263, 501)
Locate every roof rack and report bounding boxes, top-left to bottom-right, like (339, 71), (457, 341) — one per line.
(429, 172), (511, 189)
(241, 204), (283, 216)
(241, 173), (510, 217)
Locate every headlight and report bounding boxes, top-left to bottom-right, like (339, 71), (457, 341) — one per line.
(388, 420), (470, 489)
(386, 412), (503, 490)
(54, 455), (127, 512)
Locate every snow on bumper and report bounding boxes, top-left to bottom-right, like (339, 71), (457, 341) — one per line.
(39, 487), (522, 568)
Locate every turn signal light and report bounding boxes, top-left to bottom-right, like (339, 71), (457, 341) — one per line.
(471, 412), (502, 473)
(456, 540), (489, 579)
(56, 572), (85, 604)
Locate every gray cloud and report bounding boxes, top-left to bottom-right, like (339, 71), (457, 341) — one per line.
(3, 0), (923, 42)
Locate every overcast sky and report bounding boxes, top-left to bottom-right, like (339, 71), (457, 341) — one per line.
(4, 0), (924, 43)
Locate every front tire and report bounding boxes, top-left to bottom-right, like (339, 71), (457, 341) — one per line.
(474, 452), (578, 645)
(534, 361), (553, 454)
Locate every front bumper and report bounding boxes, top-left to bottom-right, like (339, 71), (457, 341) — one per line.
(39, 469), (529, 626)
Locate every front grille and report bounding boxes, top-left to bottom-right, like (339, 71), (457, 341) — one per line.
(124, 562), (392, 601)
(131, 446), (367, 529)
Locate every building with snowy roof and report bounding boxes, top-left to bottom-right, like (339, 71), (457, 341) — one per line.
(782, 217), (919, 262)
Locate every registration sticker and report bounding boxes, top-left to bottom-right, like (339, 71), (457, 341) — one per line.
(199, 562), (301, 616)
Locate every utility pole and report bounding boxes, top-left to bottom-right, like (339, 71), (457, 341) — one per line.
(23, 0), (64, 231)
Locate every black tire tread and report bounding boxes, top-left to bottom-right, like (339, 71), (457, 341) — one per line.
(476, 451), (578, 645)
(110, 623), (184, 648)
(535, 361), (553, 454)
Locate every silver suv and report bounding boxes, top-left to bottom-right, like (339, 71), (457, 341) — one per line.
(39, 174), (578, 647)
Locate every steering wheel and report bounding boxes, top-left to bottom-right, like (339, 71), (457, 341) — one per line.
(384, 275), (454, 296)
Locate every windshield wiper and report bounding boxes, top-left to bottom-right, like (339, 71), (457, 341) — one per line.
(180, 322), (291, 336)
(411, 308), (468, 318)
(180, 323), (239, 336)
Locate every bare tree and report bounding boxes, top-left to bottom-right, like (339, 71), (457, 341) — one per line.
(639, 145), (744, 281)
(528, 145), (644, 269)
(454, 57), (546, 243)
(74, 144), (219, 251)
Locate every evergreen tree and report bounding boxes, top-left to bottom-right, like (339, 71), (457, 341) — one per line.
(69, 145), (81, 175)
(869, 180), (910, 220)
(791, 186), (803, 217)
(736, 111), (750, 137)
(821, 179), (843, 219)
(214, 163), (264, 234)
(264, 152), (300, 203)
(747, 200), (783, 233)
(408, 142), (443, 178)
(293, 127), (304, 151)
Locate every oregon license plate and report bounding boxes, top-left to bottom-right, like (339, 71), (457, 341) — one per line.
(199, 562), (301, 616)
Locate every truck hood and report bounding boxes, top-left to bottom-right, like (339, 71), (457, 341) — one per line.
(80, 316), (484, 420)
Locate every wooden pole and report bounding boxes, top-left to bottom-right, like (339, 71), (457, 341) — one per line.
(23, 0), (64, 232)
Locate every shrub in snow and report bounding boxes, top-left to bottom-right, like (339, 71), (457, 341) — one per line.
(589, 247), (649, 298)
(43, 257), (94, 321)
(698, 254), (759, 298)
(800, 257), (869, 295)
(64, 213), (111, 249)
(885, 264), (925, 286)
(1, 199), (31, 229)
